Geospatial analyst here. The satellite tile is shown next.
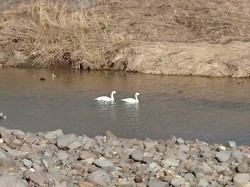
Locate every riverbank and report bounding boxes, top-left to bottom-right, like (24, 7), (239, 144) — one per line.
(1, 0), (250, 77)
(0, 126), (249, 186)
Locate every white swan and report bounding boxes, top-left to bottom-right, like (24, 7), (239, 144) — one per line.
(95, 91), (116, 102)
(121, 92), (140, 103)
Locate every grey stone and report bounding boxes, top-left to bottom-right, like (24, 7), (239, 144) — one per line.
(215, 151), (230, 162)
(68, 141), (82, 150)
(0, 151), (7, 159)
(232, 151), (243, 160)
(11, 129), (26, 140)
(233, 173), (250, 184)
(44, 129), (63, 141)
(93, 158), (114, 169)
(184, 173), (195, 184)
(177, 137), (185, 144)
(148, 179), (166, 187)
(226, 141), (237, 148)
(0, 174), (27, 187)
(117, 178), (136, 186)
(162, 158), (179, 168)
(196, 178), (209, 187)
(237, 162), (249, 173)
(171, 177), (185, 186)
(155, 143), (166, 152)
(24, 134), (39, 145)
(79, 150), (98, 160)
(56, 133), (77, 149)
(179, 144), (190, 152)
(22, 158), (32, 168)
(86, 169), (111, 185)
(57, 151), (69, 161)
(131, 150), (144, 162)
(48, 167), (61, 179)
(28, 170), (49, 186)
(82, 135), (96, 150)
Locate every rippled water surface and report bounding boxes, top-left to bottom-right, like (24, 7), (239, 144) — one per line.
(1, 68), (250, 145)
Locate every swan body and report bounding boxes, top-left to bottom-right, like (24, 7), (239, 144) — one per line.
(95, 91), (116, 102)
(121, 92), (140, 103)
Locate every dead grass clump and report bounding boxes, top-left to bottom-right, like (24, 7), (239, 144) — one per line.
(0, 1), (130, 68)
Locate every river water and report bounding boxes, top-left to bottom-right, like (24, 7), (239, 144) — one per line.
(0, 68), (250, 145)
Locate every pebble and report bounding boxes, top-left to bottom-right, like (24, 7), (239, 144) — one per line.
(131, 150), (144, 162)
(86, 169), (112, 185)
(215, 151), (230, 162)
(93, 158), (114, 169)
(0, 174), (27, 187)
(44, 129), (64, 141)
(233, 173), (250, 184)
(0, 126), (249, 187)
(56, 133), (77, 149)
(148, 178), (166, 187)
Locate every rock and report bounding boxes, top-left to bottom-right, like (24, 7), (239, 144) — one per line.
(79, 181), (95, 187)
(93, 158), (114, 170)
(79, 150), (98, 160)
(0, 174), (27, 187)
(196, 178), (209, 187)
(86, 169), (111, 185)
(0, 151), (7, 159)
(117, 178), (136, 186)
(226, 141), (237, 148)
(233, 173), (250, 184)
(131, 150), (144, 162)
(22, 158), (32, 168)
(134, 175), (143, 183)
(232, 151), (243, 160)
(237, 162), (249, 173)
(184, 173), (195, 184)
(177, 137), (185, 144)
(215, 151), (230, 162)
(171, 177), (185, 186)
(28, 170), (49, 186)
(24, 134), (38, 145)
(155, 143), (166, 152)
(148, 179), (166, 187)
(11, 129), (26, 140)
(57, 151), (69, 161)
(162, 158), (179, 168)
(48, 167), (61, 179)
(68, 141), (82, 150)
(44, 129), (63, 141)
(56, 133), (77, 149)
(82, 135), (96, 150)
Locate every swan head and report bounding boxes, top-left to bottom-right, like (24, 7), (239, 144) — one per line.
(112, 91), (116, 94)
(135, 92), (140, 96)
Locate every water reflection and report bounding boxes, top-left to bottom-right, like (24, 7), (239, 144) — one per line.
(1, 68), (250, 144)
(123, 103), (140, 118)
(96, 101), (117, 120)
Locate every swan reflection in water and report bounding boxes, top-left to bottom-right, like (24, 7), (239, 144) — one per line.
(96, 101), (117, 120)
(123, 102), (140, 118)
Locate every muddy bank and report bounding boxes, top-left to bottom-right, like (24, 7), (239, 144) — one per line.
(0, 126), (249, 186)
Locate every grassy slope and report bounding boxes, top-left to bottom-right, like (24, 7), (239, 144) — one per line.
(0, 0), (250, 77)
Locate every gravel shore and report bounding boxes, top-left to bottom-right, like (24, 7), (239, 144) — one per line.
(0, 126), (249, 187)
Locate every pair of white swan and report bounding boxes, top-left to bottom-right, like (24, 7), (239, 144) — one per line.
(95, 91), (140, 103)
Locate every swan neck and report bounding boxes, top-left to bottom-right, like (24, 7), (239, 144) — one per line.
(111, 92), (114, 101)
(135, 94), (138, 102)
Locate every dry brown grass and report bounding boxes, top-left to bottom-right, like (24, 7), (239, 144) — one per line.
(0, 0), (250, 72)
(0, 0), (130, 68)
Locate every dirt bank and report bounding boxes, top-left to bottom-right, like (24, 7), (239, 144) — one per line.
(0, 0), (250, 77)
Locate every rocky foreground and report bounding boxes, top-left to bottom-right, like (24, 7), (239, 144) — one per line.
(0, 126), (249, 187)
